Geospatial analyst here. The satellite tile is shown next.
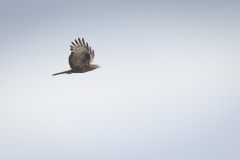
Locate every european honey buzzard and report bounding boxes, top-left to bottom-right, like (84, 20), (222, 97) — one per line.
(52, 37), (100, 76)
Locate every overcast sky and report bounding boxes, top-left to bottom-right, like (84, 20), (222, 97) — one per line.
(0, 0), (239, 160)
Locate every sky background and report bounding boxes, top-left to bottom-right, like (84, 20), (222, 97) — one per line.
(0, 0), (239, 160)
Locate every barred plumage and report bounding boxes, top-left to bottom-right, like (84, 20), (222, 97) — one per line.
(52, 37), (100, 76)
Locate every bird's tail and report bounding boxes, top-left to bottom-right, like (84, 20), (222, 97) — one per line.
(52, 70), (72, 76)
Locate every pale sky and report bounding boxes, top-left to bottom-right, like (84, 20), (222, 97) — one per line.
(0, 0), (239, 160)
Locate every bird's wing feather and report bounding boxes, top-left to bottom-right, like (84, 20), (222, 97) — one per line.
(68, 38), (95, 69)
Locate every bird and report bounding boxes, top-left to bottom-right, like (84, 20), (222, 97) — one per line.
(52, 37), (100, 76)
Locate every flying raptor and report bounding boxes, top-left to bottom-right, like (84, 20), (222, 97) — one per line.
(52, 37), (100, 76)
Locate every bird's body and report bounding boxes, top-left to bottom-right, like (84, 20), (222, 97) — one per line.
(52, 38), (100, 76)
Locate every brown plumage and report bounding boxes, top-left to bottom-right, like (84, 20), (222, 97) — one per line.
(52, 37), (100, 76)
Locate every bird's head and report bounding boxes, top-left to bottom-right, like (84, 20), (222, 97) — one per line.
(91, 64), (101, 70)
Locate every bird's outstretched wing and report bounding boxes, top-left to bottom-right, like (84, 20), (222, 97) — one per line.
(68, 38), (95, 69)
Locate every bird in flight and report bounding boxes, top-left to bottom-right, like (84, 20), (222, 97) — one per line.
(52, 37), (100, 76)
